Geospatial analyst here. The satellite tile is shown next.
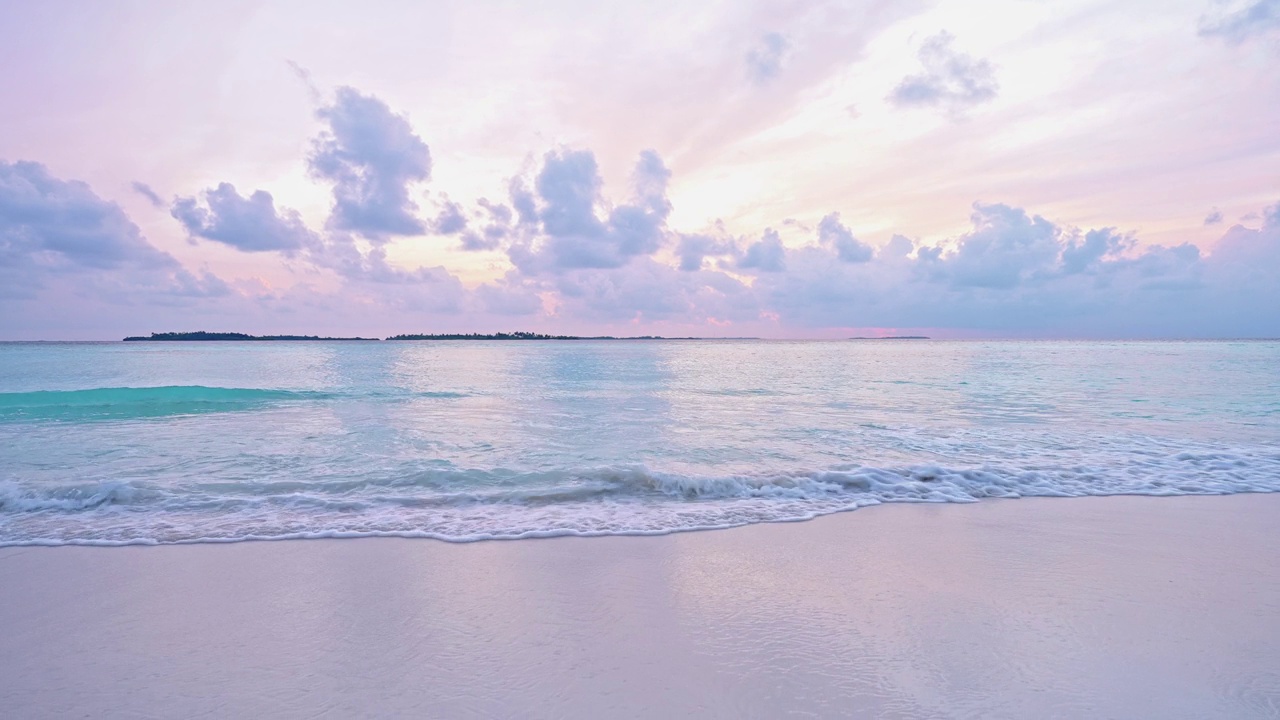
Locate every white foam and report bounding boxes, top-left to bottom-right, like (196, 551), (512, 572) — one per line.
(2, 443), (1279, 546)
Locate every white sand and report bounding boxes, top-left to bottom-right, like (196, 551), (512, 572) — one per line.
(2, 495), (1278, 719)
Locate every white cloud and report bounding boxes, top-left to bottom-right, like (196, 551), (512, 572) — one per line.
(888, 31), (999, 113)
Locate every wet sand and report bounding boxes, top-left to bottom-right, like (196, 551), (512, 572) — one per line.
(2, 494), (1278, 719)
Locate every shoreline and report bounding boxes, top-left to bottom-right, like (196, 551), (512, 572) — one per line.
(2, 489), (1279, 548)
(3, 494), (1279, 718)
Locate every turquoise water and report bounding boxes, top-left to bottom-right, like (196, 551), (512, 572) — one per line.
(1, 340), (1277, 545)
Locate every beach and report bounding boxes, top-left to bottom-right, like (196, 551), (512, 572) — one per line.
(5, 1), (1280, 716)
(3, 494), (1277, 719)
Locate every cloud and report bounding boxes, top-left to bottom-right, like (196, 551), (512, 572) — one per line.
(285, 59), (321, 103)
(889, 32), (999, 113)
(817, 213), (873, 263)
(318, 241), (469, 312)
(507, 149), (673, 273)
(474, 274), (543, 315)
(148, 87), (487, 324)
(737, 229), (787, 272)
(1199, 0), (1280, 43)
(942, 203), (1061, 288)
(0, 160), (175, 283)
(548, 258), (759, 326)
(1060, 227), (1134, 274)
(131, 181), (165, 208)
(42, 73), (1272, 341)
(537, 150), (604, 239)
(430, 199), (468, 235)
(171, 183), (319, 254)
(1209, 201), (1280, 263)
(292, 225), (476, 322)
(509, 177), (539, 227)
(746, 32), (789, 84)
(12, 145), (1280, 339)
(748, 199), (1280, 337)
(677, 229), (736, 271)
(1204, 208), (1224, 225)
(426, 196), (520, 253)
(309, 87), (432, 239)
(0, 160), (230, 327)
(457, 199), (513, 252)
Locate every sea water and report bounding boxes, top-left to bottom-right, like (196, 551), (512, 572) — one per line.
(0, 340), (1277, 545)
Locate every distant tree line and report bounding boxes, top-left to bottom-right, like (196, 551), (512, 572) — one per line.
(123, 331), (724, 342)
(123, 332), (379, 341)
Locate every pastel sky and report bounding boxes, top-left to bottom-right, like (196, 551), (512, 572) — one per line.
(2, 0), (1278, 339)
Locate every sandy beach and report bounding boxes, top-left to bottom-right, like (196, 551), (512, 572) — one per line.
(3, 494), (1278, 719)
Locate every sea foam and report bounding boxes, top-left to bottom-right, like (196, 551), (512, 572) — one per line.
(3, 450), (1278, 546)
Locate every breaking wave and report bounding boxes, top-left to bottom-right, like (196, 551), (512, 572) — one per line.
(3, 450), (1278, 546)
(0, 386), (329, 422)
(0, 386), (464, 422)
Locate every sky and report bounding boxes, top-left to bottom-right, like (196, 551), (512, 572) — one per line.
(1, 0), (1278, 340)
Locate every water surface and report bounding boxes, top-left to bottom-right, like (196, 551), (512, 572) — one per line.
(1, 340), (1277, 544)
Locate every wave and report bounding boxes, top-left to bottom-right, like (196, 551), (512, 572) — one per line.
(3, 450), (1278, 545)
(0, 385), (465, 422)
(0, 385), (329, 422)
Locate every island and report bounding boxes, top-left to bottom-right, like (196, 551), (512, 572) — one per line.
(123, 332), (380, 342)
(123, 331), (757, 342)
(848, 336), (931, 340)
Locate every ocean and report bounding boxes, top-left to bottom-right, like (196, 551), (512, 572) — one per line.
(1, 340), (1277, 546)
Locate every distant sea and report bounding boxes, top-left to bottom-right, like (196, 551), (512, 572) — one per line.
(1, 340), (1277, 545)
